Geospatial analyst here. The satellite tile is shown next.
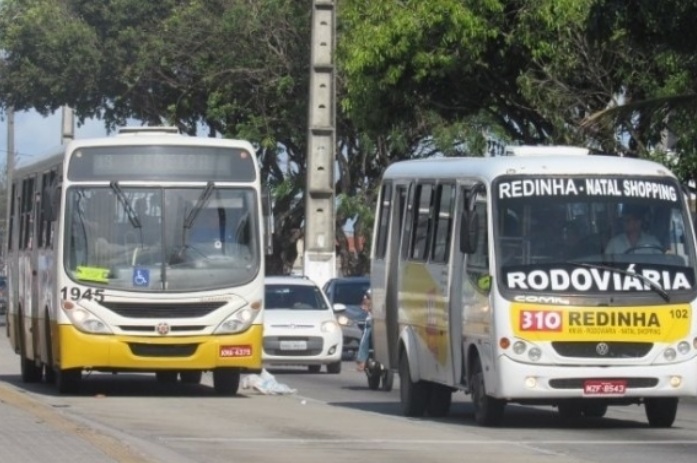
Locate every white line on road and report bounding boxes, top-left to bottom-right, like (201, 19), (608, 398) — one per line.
(158, 437), (697, 445)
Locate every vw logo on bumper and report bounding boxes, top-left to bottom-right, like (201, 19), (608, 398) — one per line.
(156, 322), (171, 335)
(595, 342), (610, 356)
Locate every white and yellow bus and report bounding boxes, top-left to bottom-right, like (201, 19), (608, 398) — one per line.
(5, 127), (270, 394)
(371, 146), (697, 427)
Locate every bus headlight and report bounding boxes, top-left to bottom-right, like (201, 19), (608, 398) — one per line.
(64, 306), (112, 334)
(528, 347), (542, 362)
(214, 305), (259, 334)
(663, 347), (677, 361)
(677, 341), (691, 355)
(513, 341), (527, 355)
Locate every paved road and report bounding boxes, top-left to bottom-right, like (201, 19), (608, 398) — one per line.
(1, 337), (697, 462)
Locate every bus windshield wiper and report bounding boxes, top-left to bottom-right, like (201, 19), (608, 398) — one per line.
(110, 181), (141, 228)
(570, 261), (670, 302)
(184, 181), (215, 229)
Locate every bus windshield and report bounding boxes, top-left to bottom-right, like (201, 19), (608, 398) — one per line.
(494, 175), (697, 299)
(64, 185), (260, 291)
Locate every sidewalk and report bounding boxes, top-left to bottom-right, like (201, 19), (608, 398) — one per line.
(0, 381), (126, 462)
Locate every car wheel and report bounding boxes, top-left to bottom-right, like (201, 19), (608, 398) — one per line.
(326, 361), (342, 374)
(308, 365), (322, 373)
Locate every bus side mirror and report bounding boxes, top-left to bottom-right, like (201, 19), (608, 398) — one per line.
(460, 210), (479, 254)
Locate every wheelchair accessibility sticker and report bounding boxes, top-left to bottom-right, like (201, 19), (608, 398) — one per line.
(133, 268), (150, 287)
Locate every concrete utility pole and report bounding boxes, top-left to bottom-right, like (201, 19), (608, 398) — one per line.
(4, 107), (15, 265)
(304, 0), (336, 288)
(61, 105), (75, 144)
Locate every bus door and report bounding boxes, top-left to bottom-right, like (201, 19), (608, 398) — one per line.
(447, 185), (467, 385)
(428, 183), (457, 384)
(400, 182), (453, 382)
(373, 183), (407, 369)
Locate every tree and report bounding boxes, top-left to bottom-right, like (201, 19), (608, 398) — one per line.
(0, 0), (317, 274)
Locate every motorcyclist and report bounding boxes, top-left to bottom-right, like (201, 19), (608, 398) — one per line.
(355, 289), (372, 372)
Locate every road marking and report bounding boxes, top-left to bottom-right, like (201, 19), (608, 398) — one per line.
(158, 437), (697, 445)
(0, 382), (155, 462)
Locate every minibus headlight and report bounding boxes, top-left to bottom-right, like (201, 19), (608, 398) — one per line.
(513, 341), (527, 355)
(663, 348), (677, 361)
(64, 306), (112, 334)
(677, 341), (691, 355)
(528, 347), (542, 362)
(214, 305), (259, 334)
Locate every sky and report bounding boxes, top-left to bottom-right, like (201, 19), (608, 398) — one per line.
(0, 109), (108, 169)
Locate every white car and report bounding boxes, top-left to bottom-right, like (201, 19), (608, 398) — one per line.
(263, 276), (343, 373)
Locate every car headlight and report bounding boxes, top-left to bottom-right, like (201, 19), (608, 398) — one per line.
(62, 302), (112, 334)
(214, 303), (260, 334)
(336, 314), (352, 326)
(321, 320), (339, 333)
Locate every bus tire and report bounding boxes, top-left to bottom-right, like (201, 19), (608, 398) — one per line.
(471, 358), (505, 426)
(18, 312), (42, 383)
(427, 383), (452, 417)
(582, 401), (608, 418)
(56, 368), (82, 394)
(213, 368), (240, 396)
(399, 353), (429, 417)
(645, 398), (678, 428)
(179, 371), (203, 384)
(557, 400), (583, 419)
(156, 371), (179, 383)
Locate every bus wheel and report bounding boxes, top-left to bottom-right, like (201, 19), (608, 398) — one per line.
(582, 401), (608, 418)
(18, 313), (42, 383)
(471, 358), (505, 426)
(381, 369), (394, 392)
(56, 368), (82, 394)
(645, 398), (678, 428)
(213, 368), (240, 396)
(557, 400), (583, 419)
(156, 371), (179, 383)
(427, 384), (452, 417)
(180, 371), (203, 384)
(398, 353), (429, 417)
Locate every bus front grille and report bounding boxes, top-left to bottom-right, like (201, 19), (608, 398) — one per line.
(101, 301), (226, 318)
(549, 378), (658, 389)
(128, 343), (199, 357)
(552, 341), (653, 358)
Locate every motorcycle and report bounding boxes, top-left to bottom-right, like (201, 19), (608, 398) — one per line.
(364, 343), (394, 391)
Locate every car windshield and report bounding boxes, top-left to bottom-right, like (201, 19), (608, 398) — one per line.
(332, 281), (369, 306)
(265, 284), (329, 311)
(64, 185), (260, 292)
